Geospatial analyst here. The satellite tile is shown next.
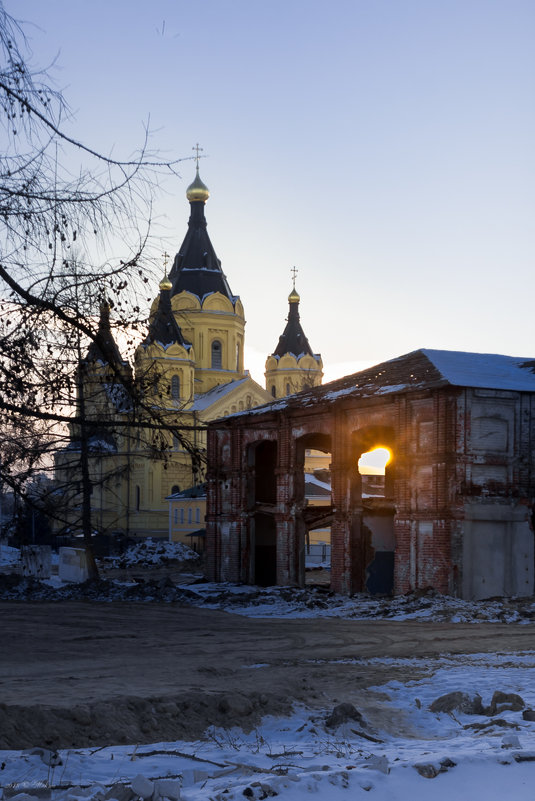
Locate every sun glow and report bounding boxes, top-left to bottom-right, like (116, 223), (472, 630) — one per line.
(358, 447), (392, 476)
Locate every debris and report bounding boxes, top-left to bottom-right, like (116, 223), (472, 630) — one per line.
(325, 702), (365, 728)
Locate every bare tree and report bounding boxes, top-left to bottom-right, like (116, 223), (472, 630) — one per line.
(0, 5), (198, 577)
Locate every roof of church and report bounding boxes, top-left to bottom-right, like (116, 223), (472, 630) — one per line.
(84, 303), (126, 366)
(222, 348), (535, 419)
(272, 288), (318, 360)
(169, 169), (235, 302)
(143, 283), (191, 349)
(189, 375), (268, 412)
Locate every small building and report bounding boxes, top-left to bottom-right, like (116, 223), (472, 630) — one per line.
(167, 484), (206, 551)
(206, 348), (535, 600)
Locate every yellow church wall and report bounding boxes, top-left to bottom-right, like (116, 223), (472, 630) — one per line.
(54, 170), (323, 546)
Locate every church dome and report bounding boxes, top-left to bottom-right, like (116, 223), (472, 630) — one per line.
(186, 168), (210, 203)
(159, 275), (172, 291)
(288, 287), (300, 304)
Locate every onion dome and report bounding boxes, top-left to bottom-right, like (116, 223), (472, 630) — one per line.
(159, 274), (172, 291)
(186, 167), (210, 203)
(288, 287), (300, 304)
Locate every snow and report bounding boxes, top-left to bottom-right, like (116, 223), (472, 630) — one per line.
(304, 474), (331, 492)
(3, 542), (535, 798)
(174, 583), (535, 623)
(2, 651), (535, 799)
(0, 542), (20, 567)
(105, 537), (199, 568)
(423, 349), (535, 392)
(190, 377), (251, 412)
(2, 545), (535, 797)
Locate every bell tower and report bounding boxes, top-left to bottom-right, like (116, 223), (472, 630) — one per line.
(166, 152), (245, 394)
(265, 269), (323, 398)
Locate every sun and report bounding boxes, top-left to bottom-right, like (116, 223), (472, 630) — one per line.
(358, 446), (392, 476)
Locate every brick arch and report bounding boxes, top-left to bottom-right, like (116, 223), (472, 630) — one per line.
(351, 425), (396, 461)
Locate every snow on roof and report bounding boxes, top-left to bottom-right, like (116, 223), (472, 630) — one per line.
(422, 349), (535, 392)
(217, 348), (535, 424)
(189, 377), (251, 411)
(166, 483), (207, 500)
(304, 474), (331, 494)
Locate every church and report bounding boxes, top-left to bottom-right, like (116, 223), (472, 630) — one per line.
(54, 163), (323, 540)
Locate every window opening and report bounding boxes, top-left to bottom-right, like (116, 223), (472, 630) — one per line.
(211, 340), (222, 369)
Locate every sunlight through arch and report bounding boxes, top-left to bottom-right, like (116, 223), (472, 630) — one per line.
(358, 446), (392, 476)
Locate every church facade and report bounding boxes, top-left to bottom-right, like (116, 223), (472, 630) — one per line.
(55, 166), (322, 540)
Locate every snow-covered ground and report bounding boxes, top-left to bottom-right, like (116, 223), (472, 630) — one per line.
(2, 652), (535, 799)
(2, 542), (535, 797)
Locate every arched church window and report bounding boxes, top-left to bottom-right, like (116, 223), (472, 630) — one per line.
(286, 383), (291, 396)
(171, 484), (180, 495)
(211, 340), (222, 369)
(236, 343), (240, 371)
(171, 374), (180, 400)
(271, 385), (276, 398)
(135, 485), (140, 511)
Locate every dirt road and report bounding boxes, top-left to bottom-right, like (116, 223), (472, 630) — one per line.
(1, 601), (534, 749)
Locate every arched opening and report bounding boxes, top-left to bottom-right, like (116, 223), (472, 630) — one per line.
(286, 382), (291, 396)
(352, 427), (396, 596)
(358, 446), (392, 498)
(171, 484), (180, 495)
(236, 343), (240, 372)
(271, 385), (276, 398)
(171, 374), (180, 401)
(135, 485), (140, 512)
(296, 433), (332, 589)
(211, 340), (222, 369)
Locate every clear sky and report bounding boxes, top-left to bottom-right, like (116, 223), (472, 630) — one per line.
(12, 0), (535, 385)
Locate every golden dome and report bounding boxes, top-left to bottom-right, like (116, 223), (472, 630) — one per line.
(288, 287), (300, 304)
(186, 167), (210, 203)
(159, 274), (172, 291)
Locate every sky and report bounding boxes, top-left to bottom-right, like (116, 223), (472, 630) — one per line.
(11, 0), (535, 385)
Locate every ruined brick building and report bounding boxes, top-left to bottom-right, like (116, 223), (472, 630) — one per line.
(206, 348), (535, 600)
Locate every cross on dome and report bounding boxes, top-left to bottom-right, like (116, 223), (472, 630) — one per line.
(192, 142), (204, 168)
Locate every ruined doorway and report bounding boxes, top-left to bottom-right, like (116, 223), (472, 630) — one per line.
(253, 513), (277, 586)
(246, 440), (278, 586)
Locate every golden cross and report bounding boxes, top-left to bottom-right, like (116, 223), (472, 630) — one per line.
(291, 266), (298, 289)
(192, 143), (204, 169)
(162, 251), (170, 270)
